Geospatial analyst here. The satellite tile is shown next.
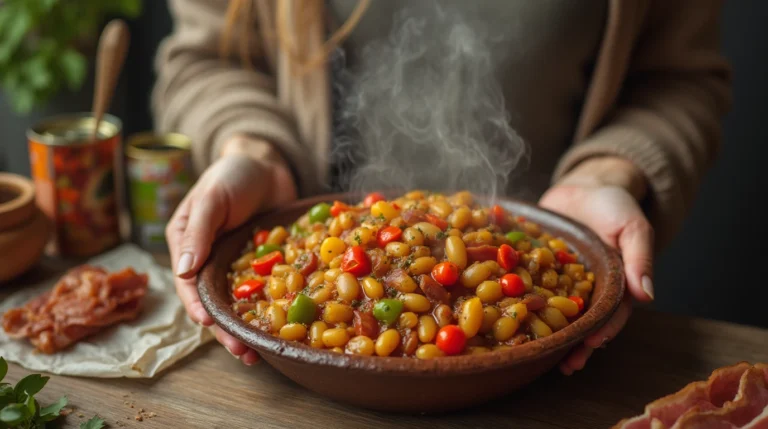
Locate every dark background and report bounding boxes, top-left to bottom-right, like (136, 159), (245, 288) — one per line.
(1, 1), (766, 328)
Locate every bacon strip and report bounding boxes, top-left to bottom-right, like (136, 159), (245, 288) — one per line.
(614, 362), (768, 429)
(2, 265), (149, 354)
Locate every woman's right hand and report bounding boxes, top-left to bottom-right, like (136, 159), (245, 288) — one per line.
(166, 135), (297, 365)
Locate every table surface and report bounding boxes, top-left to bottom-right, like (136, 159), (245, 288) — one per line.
(2, 255), (768, 429)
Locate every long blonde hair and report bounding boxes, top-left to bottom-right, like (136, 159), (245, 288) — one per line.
(220, 0), (370, 73)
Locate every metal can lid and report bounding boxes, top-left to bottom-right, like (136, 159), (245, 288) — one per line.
(126, 132), (192, 160)
(27, 113), (122, 146)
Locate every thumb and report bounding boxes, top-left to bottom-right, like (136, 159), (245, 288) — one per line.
(176, 193), (226, 278)
(617, 217), (655, 302)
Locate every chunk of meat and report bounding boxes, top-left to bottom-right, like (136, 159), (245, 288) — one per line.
(418, 275), (450, 304)
(295, 252), (319, 277)
(353, 310), (378, 338)
(521, 294), (546, 312)
(2, 265), (149, 354)
(401, 209), (426, 226)
(368, 248), (392, 277)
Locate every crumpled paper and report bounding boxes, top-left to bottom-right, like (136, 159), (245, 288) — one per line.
(0, 243), (214, 378)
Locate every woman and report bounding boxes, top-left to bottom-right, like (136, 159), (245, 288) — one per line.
(152, 0), (731, 373)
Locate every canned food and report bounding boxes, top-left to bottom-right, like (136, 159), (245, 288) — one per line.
(27, 113), (123, 257)
(126, 132), (193, 250)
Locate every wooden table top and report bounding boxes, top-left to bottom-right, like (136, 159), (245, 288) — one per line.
(3, 256), (768, 428)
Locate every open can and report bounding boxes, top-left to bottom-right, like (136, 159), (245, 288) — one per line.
(125, 132), (193, 250)
(27, 113), (123, 257)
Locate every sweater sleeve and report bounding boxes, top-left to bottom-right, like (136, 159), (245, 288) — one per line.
(151, 0), (318, 196)
(552, 1), (732, 248)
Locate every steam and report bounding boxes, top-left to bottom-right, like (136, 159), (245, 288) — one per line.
(331, 1), (530, 201)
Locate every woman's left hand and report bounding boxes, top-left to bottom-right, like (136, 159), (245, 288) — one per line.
(539, 156), (655, 375)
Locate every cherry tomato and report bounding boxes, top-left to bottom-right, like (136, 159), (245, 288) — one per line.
(556, 250), (577, 264)
(233, 279), (265, 300)
(490, 204), (507, 227)
(253, 230), (270, 247)
(330, 200), (351, 217)
(251, 250), (284, 276)
(431, 261), (459, 286)
(363, 192), (386, 207)
(436, 325), (466, 355)
(377, 226), (403, 248)
(341, 246), (371, 276)
(497, 244), (519, 270)
(500, 273), (526, 297)
(569, 296), (585, 312)
(425, 213), (448, 230)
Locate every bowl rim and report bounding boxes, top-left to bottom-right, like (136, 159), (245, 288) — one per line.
(198, 193), (625, 376)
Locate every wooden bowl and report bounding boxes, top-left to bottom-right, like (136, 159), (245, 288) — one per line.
(0, 173), (51, 284)
(198, 193), (624, 413)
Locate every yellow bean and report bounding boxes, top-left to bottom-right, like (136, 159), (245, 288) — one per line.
(402, 294), (431, 313)
(539, 307), (569, 331)
(371, 201), (399, 222)
(448, 228), (462, 237)
(531, 248), (554, 268)
(547, 296), (579, 317)
(468, 346), (490, 355)
(309, 321), (328, 348)
(308, 271), (324, 289)
(534, 286), (555, 298)
(268, 277), (287, 299)
(254, 300), (270, 317)
(460, 262), (492, 288)
(323, 303), (354, 324)
(328, 217), (342, 237)
(398, 311), (419, 329)
(476, 230), (493, 244)
(267, 304), (287, 333)
(330, 347), (344, 353)
(459, 297), (483, 338)
(279, 323), (307, 341)
(558, 274), (573, 290)
(471, 209), (488, 228)
(385, 242), (411, 258)
(482, 260), (502, 276)
(445, 236), (467, 269)
(409, 256), (437, 276)
(375, 329), (401, 357)
(336, 273), (361, 302)
(322, 328), (350, 348)
(305, 231), (324, 250)
(462, 232), (478, 243)
(346, 336), (375, 356)
(410, 246), (431, 258)
(541, 269), (558, 289)
(418, 315), (439, 342)
(522, 221), (541, 237)
(242, 310), (257, 324)
(285, 247), (299, 265)
(498, 297), (520, 308)
(403, 227), (425, 246)
(564, 264), (586, 281)
(476, 280), (503, 303)
(548, 239), (569, 252)
(361, 277), (384, 299)
(232, 251), (255, 271)
(309, 284), (333, 304)
(412, 222), (442, 240)
(506, 302), (528, 322)
(429, 201), (453, 218)
(416, 344), (445, 360)
(347, 227), (374, 247)
(266, 226), (289, 245)
(513, 267), (534, 291)
(514, 240), (532, 252)
(480, 306), (501, 334)
(575, 280), (593, 293)
(406, 190), (425, 200)
(324, 268), (342, 283)
(493, 316), (519, 341)
(338, 212), (354, 229)
(434, 304), (454, 327)
(285, 272), (305, 293)
(449, 206), (471, 230)
(586, 272), (595, 282)
(389, 271), (418, 293)
(271, 264), (294, 278)
(320, 237), (347, 264)
(450, 191), (474, 206)
(529, 314), (553, 338)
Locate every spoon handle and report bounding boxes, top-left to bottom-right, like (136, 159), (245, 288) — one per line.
(92, 19), (130, 141)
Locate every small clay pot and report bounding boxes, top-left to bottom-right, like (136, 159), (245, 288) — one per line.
(198, 193), (625, 413)
(0, 173), (51, 283)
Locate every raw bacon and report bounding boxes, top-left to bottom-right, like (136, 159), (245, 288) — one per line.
(614, 362), (768, 429)
(2, 265), (149, 354)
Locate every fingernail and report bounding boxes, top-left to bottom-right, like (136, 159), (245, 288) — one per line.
(176, 252), (194, 276)
(599, 336), (610, 348)
(642, 275), (654, 300)
(226, 346), (238, 358)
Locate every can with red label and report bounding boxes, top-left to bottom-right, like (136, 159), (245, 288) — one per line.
(27, 113), (123, 257)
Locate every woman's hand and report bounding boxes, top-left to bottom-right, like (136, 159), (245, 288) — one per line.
(539, 156), (655, 375)
(166, 135), (297, 365)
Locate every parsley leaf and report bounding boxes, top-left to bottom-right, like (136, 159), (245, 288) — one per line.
(80, 415), (106, 429)
(354, 233), (362, 245)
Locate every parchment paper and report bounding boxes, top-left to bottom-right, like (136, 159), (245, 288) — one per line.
(0, 243), (214, 378)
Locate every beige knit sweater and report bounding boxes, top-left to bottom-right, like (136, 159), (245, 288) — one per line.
(151, 0), (731, 247)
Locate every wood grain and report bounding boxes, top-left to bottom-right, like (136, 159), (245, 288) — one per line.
(3, 307), (767, 429)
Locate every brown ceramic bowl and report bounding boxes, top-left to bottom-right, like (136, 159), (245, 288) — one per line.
(198, 193), (624, 413)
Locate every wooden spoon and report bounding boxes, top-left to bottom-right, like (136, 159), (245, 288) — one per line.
(91, 19), (130, 141)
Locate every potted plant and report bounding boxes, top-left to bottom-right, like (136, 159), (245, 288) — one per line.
(0, 0), (143, 175)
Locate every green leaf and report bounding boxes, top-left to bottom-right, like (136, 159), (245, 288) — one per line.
(116, 0), (143, 18)
(10, 86), (36, 114)
(14, 374), (48, 401)
(0, 386), (14, 409)
(39, 396), (67, 422)
(40, 0), (59, 11)
(0, 358), (6, 382)
(24, 393), (35, 418)
(58, 48), (86, 91)
(24, 56), (52, 90)
(80, 415), (105, 429)
(0, 8), (31, 63)
(0, 403), (27, 425)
